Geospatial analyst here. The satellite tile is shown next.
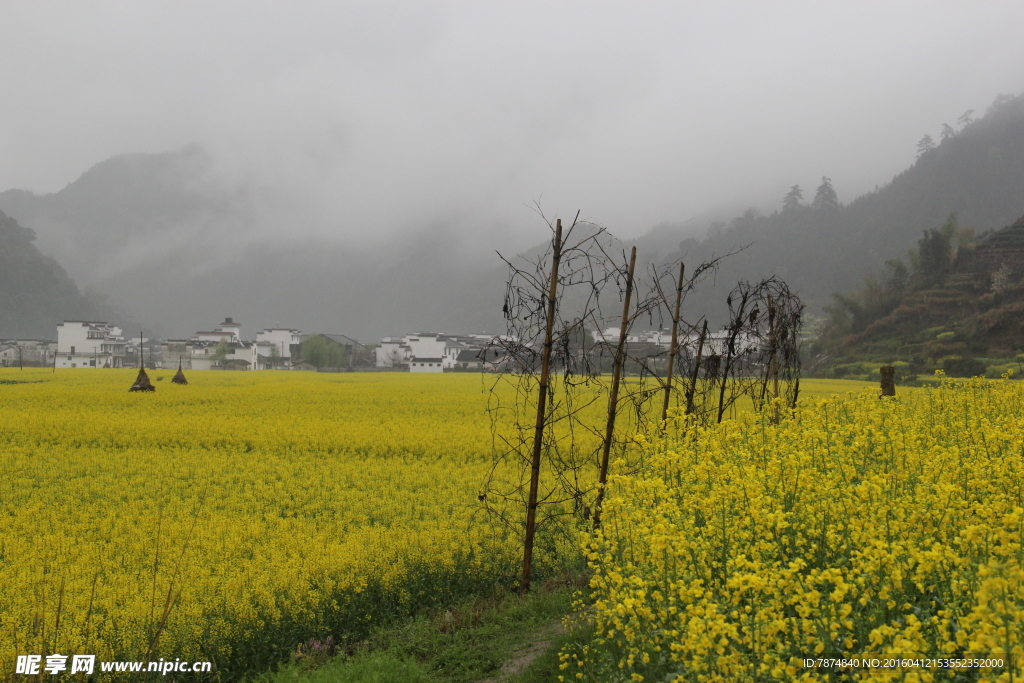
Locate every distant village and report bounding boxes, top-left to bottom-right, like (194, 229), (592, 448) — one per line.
(1, 317), (746, 373)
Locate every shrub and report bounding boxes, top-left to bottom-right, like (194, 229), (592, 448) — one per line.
(940, 355), (986, 377)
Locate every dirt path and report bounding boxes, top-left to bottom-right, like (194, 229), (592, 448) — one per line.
(476, 622), (565, 683)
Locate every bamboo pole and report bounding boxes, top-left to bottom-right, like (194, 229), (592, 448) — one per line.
(660, 262), (685, 424)
(520, 218), (563, 595)
(716, 332), (735, 424)
(685, 320), (708, 415)
(769, 296), (781, 423)
(593, 246), (637, 531)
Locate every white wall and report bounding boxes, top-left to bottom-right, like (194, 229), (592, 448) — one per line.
(57, 322), (94, 354)
(376, 339), (410, 367)
(56, 322), (125, 368)
(409, 359), (444, 373)
(256, 329), (300, 359)
(406, 335), (446, 361)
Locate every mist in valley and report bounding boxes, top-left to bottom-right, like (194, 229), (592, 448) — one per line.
(2, 2), (1024, 341)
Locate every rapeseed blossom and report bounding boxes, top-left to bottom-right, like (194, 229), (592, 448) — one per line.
(565, 378), (1024, 682)
(0, 370), (523, 680)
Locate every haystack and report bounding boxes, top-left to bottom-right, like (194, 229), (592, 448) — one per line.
(171, 359), (188, 385)
(129, 367), (155, 392)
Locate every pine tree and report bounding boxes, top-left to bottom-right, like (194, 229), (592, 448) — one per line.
(782, 185), (804, 211)
(916, 134), (935, 157)
(812, 176), (839, 211)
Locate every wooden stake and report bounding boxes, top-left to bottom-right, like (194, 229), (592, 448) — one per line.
(685, 320), (708, 416)
(770, 297), (781, 424)
(593, 246), (637, 531)
(716, 334), (734, 424)
(660, 262), (685, 424)
(520, 218), (563, 595)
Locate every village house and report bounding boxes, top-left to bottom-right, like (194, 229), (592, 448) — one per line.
(375, 332), (505, 372)
(195, 317), (242, 343)
(188, 318), (258, 370)
(50, 317), (317, 372)
(254, 328), (302, 369)
(55, 321), (127, 369)
(189, 340), (259, 370)
(190, 339), (258, 371)
(376, 336), (412, 368)
(0, 339), (56, 367)
(160, 339), (194, 369)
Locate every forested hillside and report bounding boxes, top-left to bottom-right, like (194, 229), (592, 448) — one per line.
(809, 212), (1024, 381)
(661, 93), (1024, 326)
(0, 210), (98, 338)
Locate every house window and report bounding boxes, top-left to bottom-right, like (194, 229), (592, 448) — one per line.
(70, 346), (75, 354)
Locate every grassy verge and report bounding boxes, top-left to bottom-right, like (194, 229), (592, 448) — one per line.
(252, 575), (588, 683)
(505, 627), (586, 683)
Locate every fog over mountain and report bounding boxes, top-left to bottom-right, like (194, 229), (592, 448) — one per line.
(2, 3), (1024, 340)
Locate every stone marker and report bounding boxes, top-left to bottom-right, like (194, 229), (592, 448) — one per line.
(880, 365), (896, 397)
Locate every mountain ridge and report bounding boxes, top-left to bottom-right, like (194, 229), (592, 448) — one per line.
(0, 209), (100, 338)
(2, 93), (1023, 342)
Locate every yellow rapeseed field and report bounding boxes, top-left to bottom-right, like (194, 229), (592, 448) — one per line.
(0, 369), (524, 680)
(563, 376), (1024, 682)
(2, 366), (991, 681)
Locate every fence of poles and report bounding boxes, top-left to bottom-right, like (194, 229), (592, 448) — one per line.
(481, 211), (804, 592)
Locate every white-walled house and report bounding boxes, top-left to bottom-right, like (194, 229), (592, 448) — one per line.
(402, 333), (470, 372)
(681, 329), (760, 357)
(195, 317), (242, 343)
(187, 318), (258, 370)
(189, 340), (258, 370)
(55, 321), (127, 369)
(378, 332), (499, 372)
(255, 328), (302, 368)
(0, 339), (55, 367)
(590, 327), (643, 345)
(405, 333), (446, 363)
(409, 357), (444, 372)
(376, 337), (411, 368)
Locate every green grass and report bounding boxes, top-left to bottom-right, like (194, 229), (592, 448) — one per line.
(505, 626), (589, 683)
(253, 577), (586, 683)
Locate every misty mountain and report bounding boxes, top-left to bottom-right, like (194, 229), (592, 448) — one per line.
(0, 209), (99, 339)
(657, 93), (1024, 325)
(0, 145), (262, 287)
(3, 93), (1023, 343)
(0, 148), (509, 340)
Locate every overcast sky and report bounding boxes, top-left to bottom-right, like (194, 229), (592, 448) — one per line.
(2, 1), (1023, 247)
